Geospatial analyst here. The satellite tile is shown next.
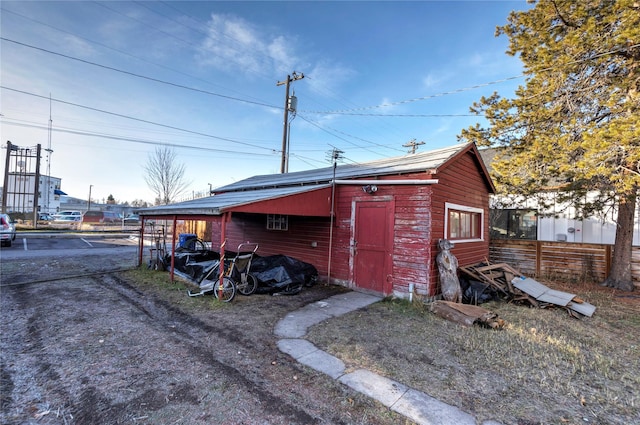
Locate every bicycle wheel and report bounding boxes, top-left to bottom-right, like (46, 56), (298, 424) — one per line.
(213, 277), (236, 302)
(237, 273), (258, 296)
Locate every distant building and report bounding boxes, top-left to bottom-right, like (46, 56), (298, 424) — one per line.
(59, 196), (134, 217)
(2, 172), (65, 214)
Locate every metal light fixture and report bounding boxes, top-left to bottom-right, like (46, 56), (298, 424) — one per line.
(362, 184), (378, 194)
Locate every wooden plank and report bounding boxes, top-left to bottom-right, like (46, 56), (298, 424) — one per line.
(472, 263), (512, 273)
(430, 301), (505, 328)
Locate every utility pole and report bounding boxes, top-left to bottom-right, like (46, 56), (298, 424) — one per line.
(326, 146), (343, 287)
(276, 71), (304, 173)
(403, 138), (425, 154)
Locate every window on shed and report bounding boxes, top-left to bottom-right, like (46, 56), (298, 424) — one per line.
(445, 202), (483, 242)
(266, 214), (288, 231)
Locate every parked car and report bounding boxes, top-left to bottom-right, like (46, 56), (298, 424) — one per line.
(53, 211), (82, 222)
(123, 214), (140, 225)
(83, 210), (119, 224)
(55, 215), (82, 223)
(38, 213), (53, 221)
(0, 213), (17, 247)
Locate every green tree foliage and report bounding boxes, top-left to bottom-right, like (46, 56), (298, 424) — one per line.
(130, 199), (149, 208)
(143, 146), (188, 205)
(460, 0), (639, 291)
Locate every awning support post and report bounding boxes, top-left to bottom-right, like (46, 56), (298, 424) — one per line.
(218, 212), (230, 299)
(170, 216), (177, 282)
(137, 218), (144, 267)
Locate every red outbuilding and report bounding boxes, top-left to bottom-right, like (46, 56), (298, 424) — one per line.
(137, 142), (495, 298)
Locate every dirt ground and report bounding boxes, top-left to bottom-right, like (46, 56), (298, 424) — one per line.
(0, 251), (407, 425)
(2, 249), (639, 425)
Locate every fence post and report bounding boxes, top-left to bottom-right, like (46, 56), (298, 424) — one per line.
(536, 241), (542, 276)
(605, 245), (612, 276)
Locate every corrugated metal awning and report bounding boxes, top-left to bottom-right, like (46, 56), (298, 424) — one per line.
(136, 184), (333, 218)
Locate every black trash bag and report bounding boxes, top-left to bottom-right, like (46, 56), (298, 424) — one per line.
(250, 255), (318, 295)
(462, 279), (498, 305)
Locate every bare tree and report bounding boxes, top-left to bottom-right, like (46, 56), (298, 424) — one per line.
(144, 146), (189, 205)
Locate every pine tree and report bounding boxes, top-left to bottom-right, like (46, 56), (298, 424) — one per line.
(461, 0), (639, 291)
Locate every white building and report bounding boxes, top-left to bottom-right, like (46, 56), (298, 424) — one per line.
(490, 192), (640, 246)
(3, 172), (64, 214)
(480, 148), (640, 246)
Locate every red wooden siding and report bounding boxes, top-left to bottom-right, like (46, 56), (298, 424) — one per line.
(331, 178), (436, 296)
(229, 187), (332, 216)
(388, 184), (433, 296)
(431, 151), (492, 294)
(211, 213), (334, 278)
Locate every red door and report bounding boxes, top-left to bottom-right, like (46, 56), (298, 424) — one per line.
(353, 199), (394, 294)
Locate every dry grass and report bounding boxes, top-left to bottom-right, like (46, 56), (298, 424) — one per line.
(124, 266), (232, 312)
(306, 281), (640, 425)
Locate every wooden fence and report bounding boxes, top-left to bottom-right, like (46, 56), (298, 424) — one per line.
(489, 239), (640, 285)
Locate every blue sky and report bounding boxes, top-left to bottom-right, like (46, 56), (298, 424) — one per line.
(1, 1), (528, 204)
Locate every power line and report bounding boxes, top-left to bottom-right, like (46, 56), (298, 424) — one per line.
(0, 37), (280, 111)
(1, 86), (278, 153)
(302, 75), (524, 115)
(304, 111), (477, 117)
(1, 118), (276, 157)
(302, 42), (640, 116)
(297, 114), (405, 156)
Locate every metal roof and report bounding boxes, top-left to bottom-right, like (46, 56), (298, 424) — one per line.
(137, 142), (485, 218)
(137, 184), (331, 217)
(214, 143), (472, 193)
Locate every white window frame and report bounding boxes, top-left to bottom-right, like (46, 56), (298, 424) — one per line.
(266, 214), (289, 231)
(444, 202), (484, 243)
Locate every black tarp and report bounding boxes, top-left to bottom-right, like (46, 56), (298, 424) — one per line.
(167, 248), (318, 294)
(250, 254), (318, 295)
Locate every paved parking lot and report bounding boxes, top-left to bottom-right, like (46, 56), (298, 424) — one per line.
(0, 232), (140, 260)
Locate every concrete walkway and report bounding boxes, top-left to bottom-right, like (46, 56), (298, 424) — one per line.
(274, 291), (502, 425)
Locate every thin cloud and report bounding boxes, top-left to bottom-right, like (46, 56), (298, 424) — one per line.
(196, 13), (298, 77)
(422, 73), (445, 90)
(305, 60), (356, 97)
(60, 34), (97, 58)
(464, 50), (521, 78)
(194, 13), (352, 91)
